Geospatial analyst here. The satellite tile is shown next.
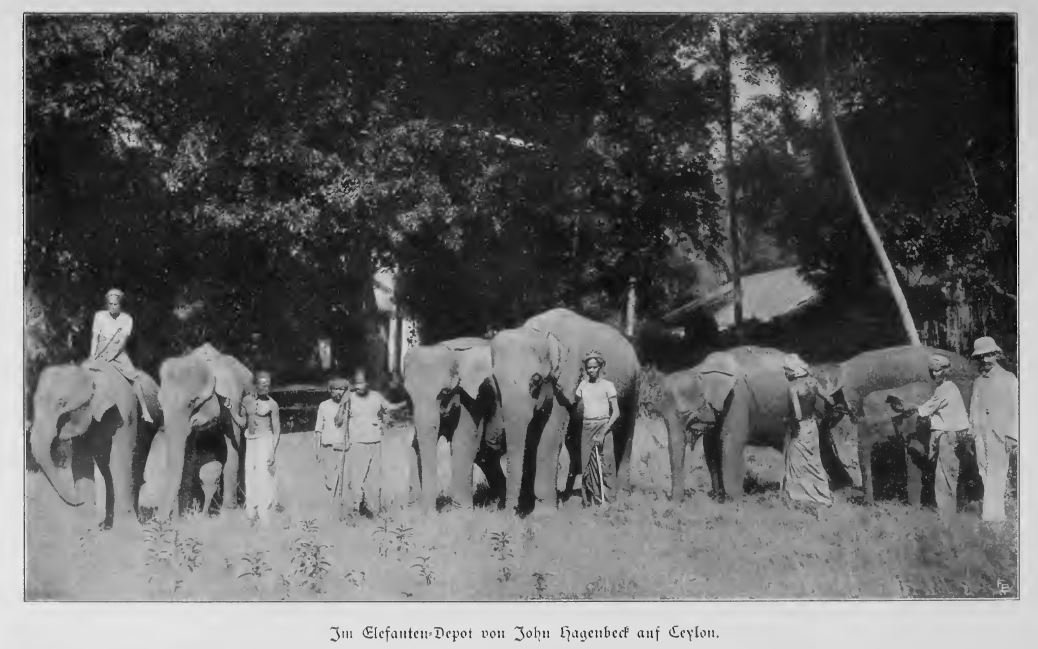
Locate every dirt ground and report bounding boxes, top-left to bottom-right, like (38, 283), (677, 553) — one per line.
(24, 416), (1018, 601)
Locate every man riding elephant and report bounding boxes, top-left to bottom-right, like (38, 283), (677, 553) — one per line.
(90, 288), (154, 424)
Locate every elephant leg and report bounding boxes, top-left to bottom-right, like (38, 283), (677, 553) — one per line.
(475, 447), (507, 509)
(561, 415), (582, 500)
(448, 412), (480, 507)
(719, 400), (748, 501)
(611, 391), (638, 499)
(534, 405), (566, 507)
(702, 423), (725, 500)
(859, 434), (875, 504)
(664, 406), (687, 503)
(411, 432), (423, 496)
(222, 430), (241, 513)
(94, 446), (116, 530)
(416, 420), (440, 512)
(517, 401), (552, 517)
(109, 420), (136, 519)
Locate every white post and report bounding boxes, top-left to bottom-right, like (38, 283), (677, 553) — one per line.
(625, 276), (637, 337)
(388, 313), (399, 373)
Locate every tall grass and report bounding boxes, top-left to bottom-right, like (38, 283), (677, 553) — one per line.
(25, 416), (1017, 601)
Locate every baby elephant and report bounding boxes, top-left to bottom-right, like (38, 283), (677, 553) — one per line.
(139, 429), (224, 518)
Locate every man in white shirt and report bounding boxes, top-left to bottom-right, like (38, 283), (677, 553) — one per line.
(574, 350), (619, 507)
(889, 353), (970, 520)
(313, 377), (349, 507)
(969, 337), (1019, 523)
(90, 288), (153, 423)
(334, 369), (406, 518)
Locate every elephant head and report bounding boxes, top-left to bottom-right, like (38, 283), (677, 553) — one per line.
(30, 365), (118, 506)
(490, 327), (563, 432)
(676, 351), (743, 432)
(154, 353), (225, 518)
(403, 338), (500, 510)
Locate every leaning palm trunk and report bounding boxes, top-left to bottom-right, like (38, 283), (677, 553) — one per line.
(819, 23), (921, 346)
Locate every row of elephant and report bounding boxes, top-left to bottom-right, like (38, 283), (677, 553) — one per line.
(30, 307), (974, 529)
(403, 309), (975, 514)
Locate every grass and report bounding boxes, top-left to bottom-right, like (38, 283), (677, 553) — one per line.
(25, 411), (1018, 601)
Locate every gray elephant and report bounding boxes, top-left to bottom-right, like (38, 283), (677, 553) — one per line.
(152, 344), (254, 520)
(815, 345), (976, 502)
(660, 346), (802, 503)
(490, 309), (640, 516)
(30, 360), (161, 529)
(402, 337), (506, 511)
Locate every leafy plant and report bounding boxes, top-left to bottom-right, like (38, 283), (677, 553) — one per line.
(411, 556), (435, 585)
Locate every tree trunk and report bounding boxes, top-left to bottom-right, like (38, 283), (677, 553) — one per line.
(720, 22), (743, 327)
(819, 22), (921, 346)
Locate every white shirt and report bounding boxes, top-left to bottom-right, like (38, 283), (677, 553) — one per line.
(917, 380), (970, 433)
(91, 311), (133, 361)
(575, 378), (617, 420)
(971, 365), (1019, 444)
(315, 398), (348, 448)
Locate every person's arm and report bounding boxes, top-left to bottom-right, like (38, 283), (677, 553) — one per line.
(270, 400), (282, 459)
(553, 380), (578, 413)
(606, 385), (620, 432)
(314, 404), (326, 455)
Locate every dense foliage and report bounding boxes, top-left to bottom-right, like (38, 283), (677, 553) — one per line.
(25, 14), (1016, 388)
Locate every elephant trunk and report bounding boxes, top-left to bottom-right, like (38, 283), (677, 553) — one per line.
(156, 412), (190, 519)
(30, 413), (85, 506)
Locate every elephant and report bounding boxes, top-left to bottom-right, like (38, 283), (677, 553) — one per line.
(402, 337), (506, 511)
(660, 346), (791, 503)
(814, 345), (977, 503)
(490, 308), (640, 516)
(659, 346), (862, 503)
(152, 344), (254, 520)
(30, 360), (161, 529)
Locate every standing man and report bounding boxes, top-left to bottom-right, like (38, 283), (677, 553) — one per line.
(314, 377), (350, 509)
(90, 288), (153, 423)
(888, 354), (971, 520)
(970, 337), (1019, 523)
(243, 371), (281, 524)
(334, 368), (406, 518)
(575, 350), (619, 508)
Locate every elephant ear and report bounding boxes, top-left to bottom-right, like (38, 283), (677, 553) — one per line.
(80, 362), (130, 424)
(454, 350), (488, 399)
(545, 330), (564, 384)
(698, 369), (738, 415)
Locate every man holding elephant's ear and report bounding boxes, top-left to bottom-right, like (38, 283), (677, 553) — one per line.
(969, 336), (1018, 524)
(888, 353), (970, 521)
(575, 350), (619, 508)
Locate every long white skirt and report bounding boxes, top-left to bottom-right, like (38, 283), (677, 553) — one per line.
(244, 435), (277, 521)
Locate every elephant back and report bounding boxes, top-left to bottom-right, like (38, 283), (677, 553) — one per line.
(837, 345), (976, 412)
(80, 360), (136, 424)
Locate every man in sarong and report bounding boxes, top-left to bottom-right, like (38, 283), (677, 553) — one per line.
(90, 288), (153, 423)
(575, 350), (619, 508)
(969, 337), (1019, 523)
(889, 354), (971, 521)
(243, 371), (280, 524)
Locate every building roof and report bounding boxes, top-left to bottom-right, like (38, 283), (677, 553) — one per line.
(663, 266), (819, 329)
